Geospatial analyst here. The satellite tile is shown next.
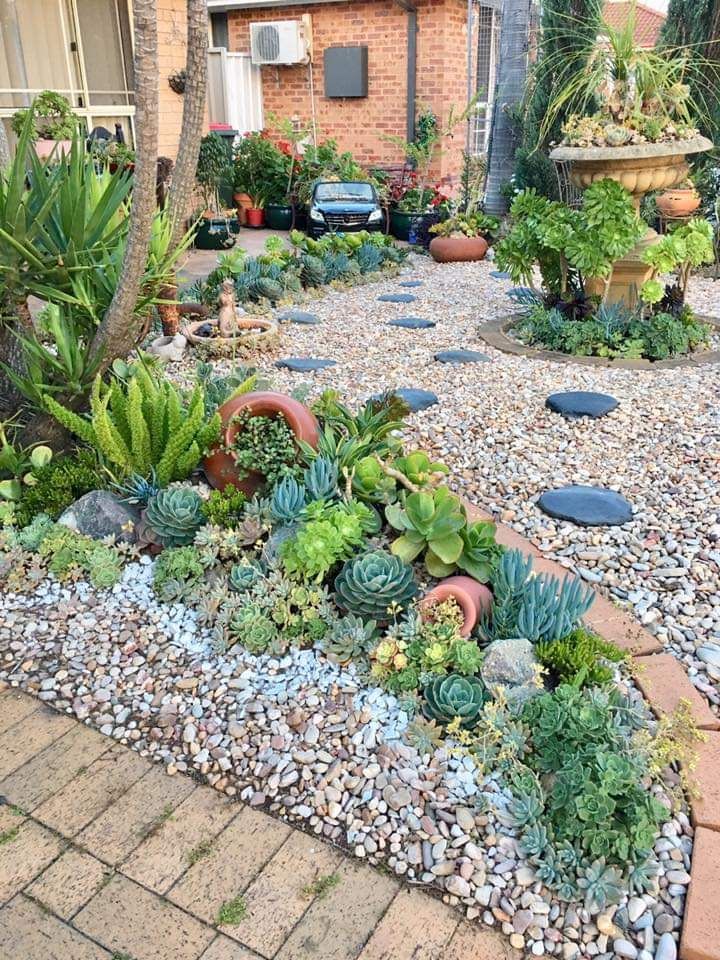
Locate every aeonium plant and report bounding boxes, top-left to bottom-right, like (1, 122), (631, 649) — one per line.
(640, 218), (715, 308)
(429, 212), (500, 240)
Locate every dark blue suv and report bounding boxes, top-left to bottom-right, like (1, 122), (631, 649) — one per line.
(307, 181), (385, 237)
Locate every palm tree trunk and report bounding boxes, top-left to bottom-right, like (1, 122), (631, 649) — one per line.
(0, 121), (10, 169)
(708, 0), (720, 63)
(166, 0), (209, 249)
(90, 0), (159, 368)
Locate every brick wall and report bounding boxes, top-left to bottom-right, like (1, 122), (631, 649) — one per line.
(227, 0), (471, 186)
(157, 0), (190, 158)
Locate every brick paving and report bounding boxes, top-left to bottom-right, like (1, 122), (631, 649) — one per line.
(0, 687), (514, 960)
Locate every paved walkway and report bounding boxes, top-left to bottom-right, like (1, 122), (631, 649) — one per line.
(0, 687), (513, 960)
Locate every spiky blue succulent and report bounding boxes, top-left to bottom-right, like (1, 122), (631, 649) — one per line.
(304, 456), (338, 501)
(270, 476), (307, 522)
(114, 470), (160, 507)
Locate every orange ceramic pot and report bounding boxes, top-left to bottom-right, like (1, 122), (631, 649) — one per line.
(656, 188), (701, 218)
(429, 236), (489, 263)
(203, 391), (320, 495)
(420, 575), (493, 637)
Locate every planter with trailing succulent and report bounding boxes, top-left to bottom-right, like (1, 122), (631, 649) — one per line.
(428, 212), (500, 263)
(194, 132), (236, 250)
(542, 5), (714, 304)
(656, 179), (702, 219)
(11, 90), (77, 160)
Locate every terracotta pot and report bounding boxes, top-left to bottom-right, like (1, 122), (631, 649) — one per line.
(233, 192), (252, 225)
(158, 284), (180, 336)
(246, 207), (265, 228)
(420, 575), (493, 637)
(656, 188), (701, 219)
(429, 236), (489, 263)
(34, 138), (72, 160)
(203, 391), (320, 494)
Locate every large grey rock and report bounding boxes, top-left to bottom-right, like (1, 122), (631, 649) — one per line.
(538, 485), (633, 526)
(58, 490), (140, 542)
(481, 638), (541, 706)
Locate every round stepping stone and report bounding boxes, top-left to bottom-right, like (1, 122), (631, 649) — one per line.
(275, 358), (337, 372)
(489, 270), (511, 279)
(435, 349), (490, 364)
(546, 391), (619, 419)
(378, 293), (417, 303)
(278, 310), (320, 325)
(399, 280), (423, 288)
(538, 486), (633, 526)
(388, 316), (436, 330)
(391, 388), (439, 412)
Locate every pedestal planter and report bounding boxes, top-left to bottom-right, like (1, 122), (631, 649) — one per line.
(182, 317), (279, 358)
(656, 188), (701, 219)
(203, 391), (320, 494)
(194, 217), (236, 251)
(420, 575), (493, 637)
(266, 204), (293, 230)
(550, 137), (712, 306)
(390, 210), (423, 242)
(429, 236), (489, 263)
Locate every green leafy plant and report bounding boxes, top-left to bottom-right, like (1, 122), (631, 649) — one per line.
(422, 674), (488, 728)
(227, 603), (281, 654)
(280, 502), (366, 581)
(386, 487), (467, 577)
(37, 524), (123, 589)
(153, 545), (208, 602)
(641, 218), (715, 306)
(196, 132), (232, 214)
(216, 895), (247, 926)
(230, 411), (300, 490)
(302, 873), (341, 900)
(13, 449), (101, 527)
(270, 475), (307, 523)
(429, 212), (500, 239)
(0, 422), (53, 504)
(305, 456), (339, 501)
(44, 366), (220, 484)
(457, 521), (503, 582)
(11, 90), (77, 141)
(202, 484), (248, 528)
(334, 549), (418, 621)
(537, 628), (626, 687)
(145, 489), (205, 547)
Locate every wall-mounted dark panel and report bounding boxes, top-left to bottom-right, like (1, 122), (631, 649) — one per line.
(324, 46), (368, 98)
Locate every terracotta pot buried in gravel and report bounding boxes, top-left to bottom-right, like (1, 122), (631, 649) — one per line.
(420, 575), (493, 637)
(429, 236), (489, 264)
(203, 391), (320, 495)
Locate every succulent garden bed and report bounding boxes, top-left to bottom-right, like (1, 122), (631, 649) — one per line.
(0, 340), (703, 959)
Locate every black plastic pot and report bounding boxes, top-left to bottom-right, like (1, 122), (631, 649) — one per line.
(194, 217), (236, 251)
(266, 204), (293, 230)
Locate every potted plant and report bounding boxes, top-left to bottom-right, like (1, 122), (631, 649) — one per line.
(544, 1), (714, 303)
(656, 178), (702, 218)
(195, 132), (236, 251)
(429, 211), (500, 263)
(11, 90), (77, 160)
(265, 114), (312, 230)
(233, 132), (285, 230)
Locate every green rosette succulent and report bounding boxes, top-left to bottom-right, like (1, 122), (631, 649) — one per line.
(386, 486), (467, 577)
(270, 476), (307, 523)
(334, 549), (418, 621)
(304, 456), (338, 501)
(322, 614), (378, 664)
(422, 673), (487, 728)
(145, 488), (205, 547)
(228, 561), (263, 593)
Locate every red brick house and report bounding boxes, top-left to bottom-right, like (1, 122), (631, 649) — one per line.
(207, 0), (502, 184)
(602, 1), (666, 48)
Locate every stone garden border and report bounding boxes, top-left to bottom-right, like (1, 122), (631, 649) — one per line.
(465, 502), (719, 960)
(477, 315), (720, 370)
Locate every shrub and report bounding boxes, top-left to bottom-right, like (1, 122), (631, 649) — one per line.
(14, 449), (101, 527)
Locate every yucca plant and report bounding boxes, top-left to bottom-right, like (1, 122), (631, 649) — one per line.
(43, 364), (220, 484)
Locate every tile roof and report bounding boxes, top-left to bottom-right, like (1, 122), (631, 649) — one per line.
(603, 1), (666, 48)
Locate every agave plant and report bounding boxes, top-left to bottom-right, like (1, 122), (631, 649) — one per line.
(386, 487), (467, 577)
(422, 673), (487, 728)
(334, 549), (418, 621)
(304, 456), (338, 501)
(144, 488), (205, 547)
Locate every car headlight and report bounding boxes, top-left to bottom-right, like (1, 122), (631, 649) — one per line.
(309, 206), (324, 221)
(368, 209), (383, 222)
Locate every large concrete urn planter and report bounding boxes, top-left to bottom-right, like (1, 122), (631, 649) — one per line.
(550, 137), (712, 306)
(429, 236), (489, 263)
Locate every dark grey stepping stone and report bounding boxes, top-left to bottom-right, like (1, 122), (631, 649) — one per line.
(379, 388), (438, 412)
(538, 486), (633, 526)
(276, 358), (337, 372)
(546, 391), (619, 419)
(378, 293), (417, 303)
(278, 310), (320, 325)
(399, 280), (423, 288)
(388, 316), (436, 330)
(490, 270), (511, 279)
(435, 349), (490, 364)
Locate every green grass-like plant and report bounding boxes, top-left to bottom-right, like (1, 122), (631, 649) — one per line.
(537, 627), (626, 687)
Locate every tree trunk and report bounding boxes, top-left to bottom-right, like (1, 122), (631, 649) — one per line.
(166, 0), (209, 249)
(0, 294), (31, 419)
(0, 121), (10, 169)
(90, 0), (159, 368)
(708, 0), (720, 64)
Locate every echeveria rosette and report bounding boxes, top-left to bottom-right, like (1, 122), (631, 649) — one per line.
(386, 486), (467, 577)
(145, 488), (205, 547)
(334, 549), (418, 621)
(422, 673), (488, 728)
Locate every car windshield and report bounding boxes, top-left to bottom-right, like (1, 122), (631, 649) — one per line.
(314, 182), (375, 202)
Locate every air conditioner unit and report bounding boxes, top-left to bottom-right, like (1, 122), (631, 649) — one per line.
(250, 18), (311, 66)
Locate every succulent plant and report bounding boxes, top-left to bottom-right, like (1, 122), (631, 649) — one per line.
(422, 673), (487, 728)
(251, 276), (284, 303)
(113, 470), (160, 507)
(270, 476), (307, 523)
(227, 603), (283, 655)
(194, 520), (264, 563)
(334, 549), (418, 621)
(515, 573), (595, 645)
(228, 561), (263, 593)
(403, 716), (444, 754)
(577, 859), (625, 915)
(386, 487), (467, 577)
(304, 456), (338, 501)
(457, 520), (502, 582)
(321, 614), (378, 664)
(300, 253), (326, 287)
(356, 242), (384, 274)
(145, 488), (205, 547)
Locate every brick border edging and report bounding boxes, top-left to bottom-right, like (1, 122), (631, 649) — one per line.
(477, 315), (720, 370)
(464, 502), (719, 960)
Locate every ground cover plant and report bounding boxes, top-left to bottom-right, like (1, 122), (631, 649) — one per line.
(0, 359), (699, 931)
